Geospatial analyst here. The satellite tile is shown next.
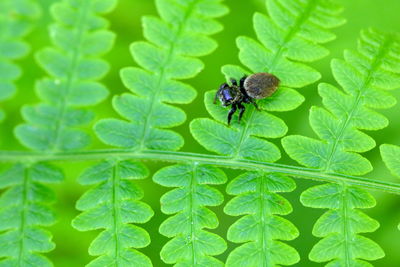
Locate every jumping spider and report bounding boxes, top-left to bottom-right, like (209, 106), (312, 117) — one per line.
(214, 72), (280, 125)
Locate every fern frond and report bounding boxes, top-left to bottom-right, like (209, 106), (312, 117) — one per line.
(0, 163), (63, 266)
(283, 29), (400, 175)
(95, 0), (228, 151)
(282, 29), (400, 265)
(224, 172), (299, 266)
(15, 0), (116, 151)
(0, 0), (40, 122)
(153, 163), (227, 266)
(301, 183), (384, 265)
(72, 160), (153, 266)
(191, 0), (345, 162)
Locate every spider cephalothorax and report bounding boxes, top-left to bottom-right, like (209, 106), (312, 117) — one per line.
(214, 72), (280, 125)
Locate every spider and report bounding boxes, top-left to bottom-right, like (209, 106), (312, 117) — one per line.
(213, 72), (280, 125)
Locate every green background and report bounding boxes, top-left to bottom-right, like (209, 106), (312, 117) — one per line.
(1, 0), (400, 266)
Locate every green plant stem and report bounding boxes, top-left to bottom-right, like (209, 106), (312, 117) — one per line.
(51, 0), (90, 151)
(112, 164), (122, 263)
(259, 176), (270, 266)
(1, 149), (399, 194)
(138, 0), (199, 150)
(190, 162), (198, 265)
(17, 167), (30, 265)
(341, 183), (351, 266)
(323, 38), (392, 172)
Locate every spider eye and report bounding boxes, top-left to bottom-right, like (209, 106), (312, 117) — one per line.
(222, 90), (233, 102)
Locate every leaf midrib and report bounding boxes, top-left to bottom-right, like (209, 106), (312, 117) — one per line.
(268, 0), (318, 72)
(341, 184), (351, 266)
(138, 0), (200, 150)
(259, 175), (270, 266)
(49, 0), (90, 152)
(232, 0), (318, 160)
(111, 164), (121, 266)
(17, 166), (29, 265)
(50, 1), (91, 152)
(322, 37), (393, 172)
(189, 162), (198, 265)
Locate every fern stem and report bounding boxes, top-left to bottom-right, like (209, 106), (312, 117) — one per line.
(259, 176), (270, 266)
(340, 183), (351, 266)
(268, 0), (317, 72)
(17, 166), (29, 265)
(1, 149), (400, 194)
(233, 0), (318, 160)
(50, 0), (90, 151)
(139, 0), (199, 150)
(112, 164), (121, 266)
(233, 108), (255, 159)
(323, 36), (393, 172)
(190, 162), (198, 265)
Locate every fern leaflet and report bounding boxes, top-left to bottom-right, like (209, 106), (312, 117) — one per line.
(15, 0), (116, 151)
(72, 160), (153, 266)
(224, 172), (299, 266)
(153, 163), (227, 266)
(0, 163), (63, 266)
(282, 29), (400, 265)
(0, 0), (40, 122)
(190, 0), (345, 265)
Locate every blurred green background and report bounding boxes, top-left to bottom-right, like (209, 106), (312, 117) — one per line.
(1, 0), (400, 266)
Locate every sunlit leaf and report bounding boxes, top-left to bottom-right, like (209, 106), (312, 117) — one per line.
(283, 29), (400, 265)
(153, 164), (227, 266)
(72, 160), (153, 266)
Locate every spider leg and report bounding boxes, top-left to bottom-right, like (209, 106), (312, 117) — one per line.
(230, 78), (238, 86)
(250, 99), (260, 110)
(238, 103), (245, 123)
(227, 103), (237, 126)
(239, 75), (247, 88)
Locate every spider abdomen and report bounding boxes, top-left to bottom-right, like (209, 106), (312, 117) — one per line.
(244, 72), (280, 99)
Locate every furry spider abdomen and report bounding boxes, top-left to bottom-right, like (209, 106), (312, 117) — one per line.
(244, 72), (280, 99)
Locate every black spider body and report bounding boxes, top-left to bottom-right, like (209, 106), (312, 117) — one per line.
(214, 72), (280, 125)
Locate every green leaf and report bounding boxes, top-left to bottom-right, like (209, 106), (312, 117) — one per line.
(15, 0), (115, 151)
(301, 184), (384, 265)
(0, 163), (63, 266)
(190, 117), (282, 162)
(153, 164), (227, 266)
(0, 0), (40, 122)
(192, 0), (344, 162)
(283, 29), (400, 175)
(282, 29), (400, 266)
(224, 172), (299, 266)
(72, 160), (153, 266)
(381, 144), (400, 178)
(95, 0), (227, 151)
